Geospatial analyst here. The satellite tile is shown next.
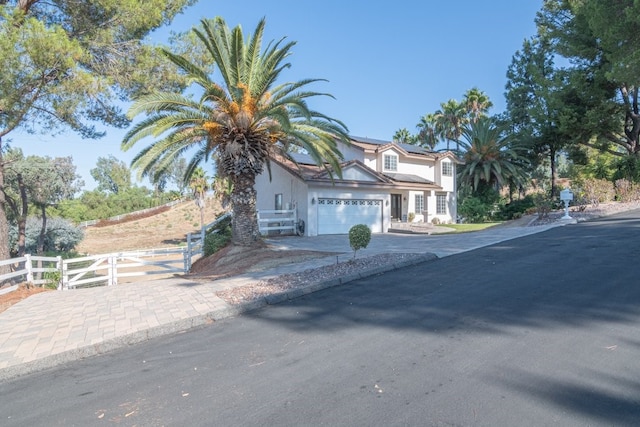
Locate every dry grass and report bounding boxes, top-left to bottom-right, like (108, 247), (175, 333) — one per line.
(76, 198), (224, 254)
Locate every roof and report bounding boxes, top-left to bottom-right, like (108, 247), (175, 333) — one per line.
(268, 154), (441, 191)
(350, 135), (434, 156)
(383, 173), (435, 185)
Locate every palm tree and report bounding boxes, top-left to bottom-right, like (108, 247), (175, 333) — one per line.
(393, 128), (416, 144)
(434, 99), (467, 153)
(463, 87), (493, 123)
(457, 117), (530, 195)
(212, 173), (233, 210)
(416, 113), (438, 150)
(122, 17), (349, 246)
(189, 167), (209, 229)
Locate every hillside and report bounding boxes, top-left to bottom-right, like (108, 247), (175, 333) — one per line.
(76, 199), (224, 254)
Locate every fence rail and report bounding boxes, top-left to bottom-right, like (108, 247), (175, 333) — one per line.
(0, 255), (62, 294)
(0, 211), (265, 295)
(258, 209), (298, 235)
(62, 248), (187, 289)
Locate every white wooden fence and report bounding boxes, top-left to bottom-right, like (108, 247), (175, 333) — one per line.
(184, 212), (231, 270)
(0, 255), (62, 295)
(258, 209), (299, 235)
(0, 213), (233, 292)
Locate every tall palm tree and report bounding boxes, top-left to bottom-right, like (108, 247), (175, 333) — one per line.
(434, 99), (467, 153)
(122, 17), (349, 246)
(392, 128), (416, 144)
(457, 117), (530, 194)
(189, 167), (209, 229)
(416, 113), (438, 150)
(463, 87), (493, 123)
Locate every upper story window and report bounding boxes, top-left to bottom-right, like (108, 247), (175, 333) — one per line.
(384, 154), (398, 171)
(442, 161), (453, 177)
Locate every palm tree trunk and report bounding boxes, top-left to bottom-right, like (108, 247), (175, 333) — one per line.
(230, 174), (260, 246)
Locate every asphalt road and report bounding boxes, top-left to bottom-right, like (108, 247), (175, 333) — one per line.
(2, 211), (640, 426)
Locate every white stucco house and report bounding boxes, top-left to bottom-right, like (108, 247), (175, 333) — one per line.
(255, 135), (460, 236)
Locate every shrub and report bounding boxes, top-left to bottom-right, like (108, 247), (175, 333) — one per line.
(9, 217), (84, 256)
(407, 212), (415, 223)
(496, 196), (536, 221)
(574, 178), (614, 206)
(614, 179), (640, 202)
(203, 214), (232, 256)
(458, 196), (491, 223)
(532, 192), (553, 219)
(348, 224), (371, 259)
(431, 217), (441, 225)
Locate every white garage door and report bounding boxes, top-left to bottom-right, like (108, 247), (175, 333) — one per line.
(317, 198), (383, 234)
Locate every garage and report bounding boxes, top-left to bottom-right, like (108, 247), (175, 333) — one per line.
(317, 198), (383, 234)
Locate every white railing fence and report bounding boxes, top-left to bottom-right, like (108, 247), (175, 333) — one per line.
(258, 209), (299, 236)
(184, 212), (231, 270)
(0, 210), (290, 295)
(0, 255), (63, 294)
(62, 247), (187, 290)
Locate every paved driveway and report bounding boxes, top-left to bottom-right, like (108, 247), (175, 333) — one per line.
(266, 222), (562, 257)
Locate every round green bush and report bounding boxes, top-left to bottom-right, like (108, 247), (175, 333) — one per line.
(349, 224), (371, 258)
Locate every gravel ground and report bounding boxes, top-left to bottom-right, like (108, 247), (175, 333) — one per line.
(216, 252), (429, 305)
(530, 201), (640, 225)
(217, 201), (640, 306)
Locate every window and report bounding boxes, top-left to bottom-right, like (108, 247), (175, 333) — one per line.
(384, 154), (397, 171)
(275, 193), (283, 210)
(442, 161), (453, 176)
(415, 194), (424, 213)
(436, 194), (447, 215)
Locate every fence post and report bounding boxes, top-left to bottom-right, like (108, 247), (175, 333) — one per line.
(62, 260), (69, 290)
(108, 256), (118, 286)
(56, 256), (63, 290)
(25, 254), (34, 284)
(183, 249), (190, 272)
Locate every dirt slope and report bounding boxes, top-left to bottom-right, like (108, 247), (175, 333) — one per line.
(76, 198), (224, 254)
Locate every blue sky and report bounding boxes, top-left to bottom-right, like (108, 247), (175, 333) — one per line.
(15, 0), (542, 190)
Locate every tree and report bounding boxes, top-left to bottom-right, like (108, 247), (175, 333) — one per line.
(90, 155), (132, 194)
(123, 17), (349, 247)
(3, 150), (82, 255)
(535, 0), (640, 160)
(3, 148), (29, 256)
(189, 167), (209, 229)
(0, 0), (196, 265)
(505, 37), (567, 196)
(463, 87), (493, 123)
(212, 174), (233, 210)
(392, 128), (416, 144)
(29, 156), (83, 254)
(457, 118), (530, 197)
(416, 113), (439, 151)
(434, 99), (468, 152)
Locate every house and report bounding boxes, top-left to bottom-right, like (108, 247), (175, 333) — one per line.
(254, 136), (460, 236)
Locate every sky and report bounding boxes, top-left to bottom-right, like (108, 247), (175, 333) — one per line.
(14, 0), (542, 190)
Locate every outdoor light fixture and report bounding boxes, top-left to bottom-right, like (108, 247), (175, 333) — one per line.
(311, 197), (316, 205)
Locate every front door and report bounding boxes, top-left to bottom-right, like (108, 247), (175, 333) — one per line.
(391, 194), (402, 221)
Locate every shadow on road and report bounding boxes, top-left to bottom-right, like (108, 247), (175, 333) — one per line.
(251, 212), (640, 423)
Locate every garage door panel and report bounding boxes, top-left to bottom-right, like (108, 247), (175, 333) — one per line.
(317, 198), (382, 234)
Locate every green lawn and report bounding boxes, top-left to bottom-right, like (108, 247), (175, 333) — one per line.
(444, 222), (502, 233)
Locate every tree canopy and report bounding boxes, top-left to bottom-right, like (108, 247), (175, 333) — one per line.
(123, 17), (350, 246)
(0, 0), (195, 263)
(536, 0), (640, 158)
